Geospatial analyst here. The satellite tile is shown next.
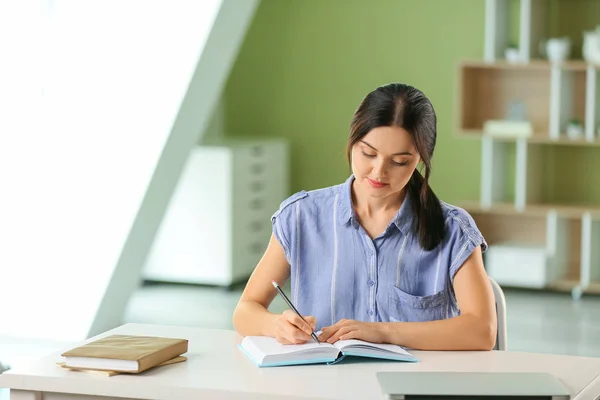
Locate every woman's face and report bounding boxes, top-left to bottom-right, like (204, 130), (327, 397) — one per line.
(350, 125), (420, 200)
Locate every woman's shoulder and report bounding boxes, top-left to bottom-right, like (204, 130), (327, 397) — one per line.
(439, 200), (488, 252)
(270, 183), (344, 257)
(272, 183), (344, 218)
(437, 200), (488, 280)
(439, 200), (478, 226)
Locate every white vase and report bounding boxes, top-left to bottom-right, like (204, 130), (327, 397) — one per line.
(583, 26), (600, 65)
(549, 39), (570, 63)
(541, 37), (571, 63)
(566, 122), (583, 139)
(505, 48), (520, 63)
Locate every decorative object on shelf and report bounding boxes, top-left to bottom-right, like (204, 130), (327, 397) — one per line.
(483, 120), (533, 138)
(539, 37), (571, 64)
(483, 100), (533, 138)
(506, 100), (528, 121)
(504, 43), (520, 64)
(583, 25), (600, 65)
(566, 118), (584, 139)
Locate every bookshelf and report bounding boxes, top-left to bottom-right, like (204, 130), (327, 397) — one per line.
(456, 0), (600, 299)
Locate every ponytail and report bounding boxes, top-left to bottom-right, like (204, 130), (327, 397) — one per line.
(408, 170), (445, 251)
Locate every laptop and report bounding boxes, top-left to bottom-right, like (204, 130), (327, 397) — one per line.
(376, 371), (571, 400)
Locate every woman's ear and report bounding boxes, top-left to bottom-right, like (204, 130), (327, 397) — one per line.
(349, 144), (356, 163)
(416, 158), (424, 173)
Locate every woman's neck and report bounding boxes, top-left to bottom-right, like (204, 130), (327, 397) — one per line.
(351, 179), (406, 218)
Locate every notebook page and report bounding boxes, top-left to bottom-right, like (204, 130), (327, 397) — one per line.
(243, 336), (335, 356)
(334, 339), (412, 356)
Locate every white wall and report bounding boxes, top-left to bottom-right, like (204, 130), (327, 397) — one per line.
(0, 0), (259, 341)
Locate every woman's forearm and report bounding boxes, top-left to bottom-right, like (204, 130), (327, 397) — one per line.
(382, 314), (496, 351)
(232, 300), (279, 337)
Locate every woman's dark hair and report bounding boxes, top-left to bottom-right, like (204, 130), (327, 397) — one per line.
(346, 83), (445, 251)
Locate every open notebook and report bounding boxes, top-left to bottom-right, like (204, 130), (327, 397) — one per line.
(239, 336), (418, 367)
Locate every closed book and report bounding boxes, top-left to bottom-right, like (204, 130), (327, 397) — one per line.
(57, 355), (188, 376)
(61, 334), (188, 373)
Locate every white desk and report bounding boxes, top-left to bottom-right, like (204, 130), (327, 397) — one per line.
(1, 323), (600, 400)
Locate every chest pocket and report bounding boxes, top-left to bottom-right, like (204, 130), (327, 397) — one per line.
(387, 285), (455, 323)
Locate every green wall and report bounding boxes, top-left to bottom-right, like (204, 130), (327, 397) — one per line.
(224, 0), (484, 205)
(223, 0), (600, 207)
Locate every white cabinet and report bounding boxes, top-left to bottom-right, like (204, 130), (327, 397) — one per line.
(142, 138), (289, 287)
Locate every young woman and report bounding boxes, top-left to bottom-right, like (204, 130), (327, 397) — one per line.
(233, 83), (497, 351)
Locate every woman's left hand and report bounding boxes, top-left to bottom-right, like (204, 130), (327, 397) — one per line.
(318, 319), (389, 344)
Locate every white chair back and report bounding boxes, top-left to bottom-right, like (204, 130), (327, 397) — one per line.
(489, 277), (507, 351)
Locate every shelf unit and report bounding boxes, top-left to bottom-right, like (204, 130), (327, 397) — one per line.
(456, 0), (600, 299)
(458, 60), (600, 144)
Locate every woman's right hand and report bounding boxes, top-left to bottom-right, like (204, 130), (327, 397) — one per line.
(274, 310), (317, 344)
